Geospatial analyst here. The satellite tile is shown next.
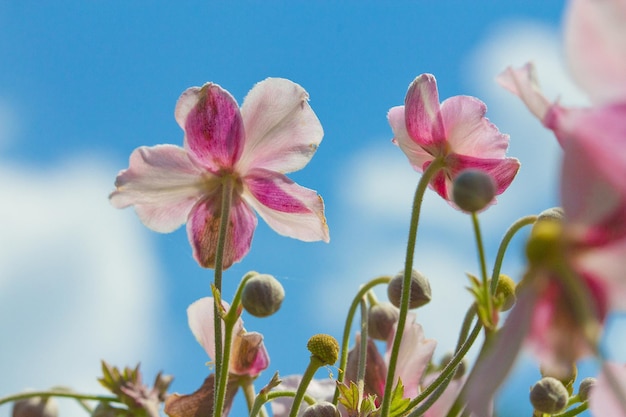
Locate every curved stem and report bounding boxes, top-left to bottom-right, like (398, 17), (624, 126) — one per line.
(552, 402), (588, 417)
(240, 377), (267, 417)
(288, 357), (324, 417)
(332, 275), (392, 404)
(0, 391), (119, 407)
(380, 158), (445, 417)
(213, 178), (235, 417)
(249, 391), (316, 417)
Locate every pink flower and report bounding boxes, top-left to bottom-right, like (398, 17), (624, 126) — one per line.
(590, 363), (626, 417)
(164, 297), (269, 417)
(110, 78), (329, 269)
(388, 73), (520, 207)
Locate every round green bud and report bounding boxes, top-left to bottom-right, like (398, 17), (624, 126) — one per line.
(367, 302), (399, 341)
(12, 397), (58, 417)
(530, 377), (569, 414)
(439, 352), (466, 379)
(495, 274), (516, 311)
(452, 169), (496, 213)
(307, 334), (339, 366)
(388, 270), (432, 309)
(578, 377), (596, 402)
(526, 220), (563, 266)
(241, 274), (285, 318)
(302, 401), (341, 417)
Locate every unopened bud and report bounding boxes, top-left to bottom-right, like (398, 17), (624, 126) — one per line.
(578, 377), (596, 402)
(12, 397), (58, 417)
(494, 274), (516, 311)
(526, 220), (563, 266)
(530, 377), (569, 414)
(307, 334), (339, 366)
(440, 353), (466, 379)
(241, 274), (285, 318)
(388, 270), (431, 309)
(452, 169), (496, 213)
(302, 401), (341, 417)
(536, 207), (564, 223)
(368, 302), (399, 340)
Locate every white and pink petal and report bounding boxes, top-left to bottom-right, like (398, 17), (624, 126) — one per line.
(109, 145), (206, 233)
(389, 105), (434, 172)
(238, 78), (324, 174)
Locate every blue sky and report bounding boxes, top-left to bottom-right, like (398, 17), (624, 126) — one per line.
(2, 1), (616, 416)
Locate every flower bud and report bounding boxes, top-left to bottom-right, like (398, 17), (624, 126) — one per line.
(367, 302), (399, 340)
(307, 334), (339, 366)
(529, 377), (569, 414)
(388, 270), (431, 309)
(526, 220), (563, 266)
(578, 377), (596, 402)
(452, 169), (496, 213)
(302, 401), (341, 417)
(536, 207), (564, 223)
(241, 274), (285, 318)
(494, 274), (516, 311)
(12, 397), (58, 417)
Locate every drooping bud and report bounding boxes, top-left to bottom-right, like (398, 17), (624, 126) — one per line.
(578, 377), (596, 402)
(452, 169), (496, 213)
(307, 334), (339, 366)
(494, 274), (516, 311)
(241, 274), (285, 318)
(387, 269), (431, 309)
(529, 377), (569, 414)
(526, 220), (563, 266)
(536, 207), (565, 223)
(367, 302), (399, 340)
(439, 352), (466, 379)
(12, 397), (58, 417)
(302, 401), (341, 417)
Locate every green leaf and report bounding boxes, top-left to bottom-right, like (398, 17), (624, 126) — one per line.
(388, 380), (410, 417)
(337, 381), (361, 414)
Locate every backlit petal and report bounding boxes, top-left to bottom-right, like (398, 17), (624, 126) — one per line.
(497, 63), (551, 121)
(565, 0), (626, 104)
(187, 193), (257, 269)
(243, 169), (329, 242)
(446, 154), (520, 198)
(238, 78), (323, 174)
(589, 362), (626, 417)
(440, 95), (509, 158)
(230, 331), (270, 376)
(404, 74), (446, 150)
(345, 335), (388, 398)
(177, 83), (244, 170)
(164, 375), (239, 417)
(389, 105), (434, 172)
(109, 145), (205, 233)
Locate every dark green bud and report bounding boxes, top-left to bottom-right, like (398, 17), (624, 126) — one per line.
(388, 269), (431, 309)
(241, 274), (285, 317)
(530, 377), (569, 414)
(452, 169), (496, 213)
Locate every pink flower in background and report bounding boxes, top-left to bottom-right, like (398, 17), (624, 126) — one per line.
(110, 78), (329, 269)
(388, 73), (520, 207)
(590, 363), (626, 417)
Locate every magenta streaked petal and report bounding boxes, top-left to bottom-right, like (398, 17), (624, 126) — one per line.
(178, 83), (244, 169)
(590, 362), (626, 417)
(497, 63), (551, 121)
(237, 78), (324, 174)
(404, 74), (446, 150)
(187, 193), (257, 269)
(243, 169), (329, 242)
(109, 145), (206, 233)
(187, 297), (243, 363)
(448, 154), (521, 197)
(564, 0), (626, 104)
(389, 105), (434, 172)
(231, 331), (270, 376)
(385, 314), (436, 399)
(346, 335), (388, 398)
(440, 95), (510, 158)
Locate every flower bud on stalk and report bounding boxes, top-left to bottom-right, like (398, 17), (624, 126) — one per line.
(12, 397), (58, 417)
(529, 377), (569, 414)
(367, 302), (399, 340)
(578, 377), (596, 402)
(452, 169), (496, 213)
(241, 274), (285, 318)
(388, 270), (431, 309)
(302, 401), (341, 417)
(494, 274), (516, 311)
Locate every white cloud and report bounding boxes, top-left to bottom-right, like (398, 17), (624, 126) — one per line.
(0, 156), (163, 416)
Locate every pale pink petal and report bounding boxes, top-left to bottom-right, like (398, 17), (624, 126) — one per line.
(497, 63), (551, 120)
(422, 374), (464, 417)
(404, 74), (447, 150)
(389, 105), (434, 172)
(270, 375), (335, 417)
(576, 240), (626, 310)
(177, 83), (244, 170)
(109, 145), (206, 233)
(242, 169), (329, 242)
(187, 193), (257, 269)
(440, 96), (510, 158)
(565, 0), (626, 104)
(237, 78), (324, 174)
(590, 362), (626, 417)
(230, 331), (269, 376)
(187, 298), (243, 363)
(465, 289), (537, 417)
(385, 314), (437, 399)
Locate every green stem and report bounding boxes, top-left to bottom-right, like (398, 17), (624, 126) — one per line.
(214, 302), (238, 417)
(249, 391), (316, 417)
(552, 402), (588, 417)
(288, 357), (324, 417)
(0, 391), (119, 407)
(332, 276), (392, 404)
(213, 178), (235, 417)
(356, 299), (369, 409)
(240, 377), (268, 417)
(471, 212), (491, 319)
(380, 158), (445, 417)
